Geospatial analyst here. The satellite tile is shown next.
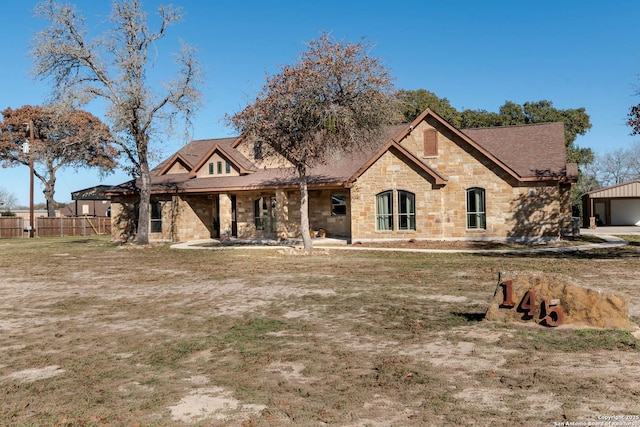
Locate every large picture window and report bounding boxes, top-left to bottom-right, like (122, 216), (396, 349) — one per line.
(466, 188), (486, 229)
(398, 191), (416, 230)
(376, 191), (393, 231)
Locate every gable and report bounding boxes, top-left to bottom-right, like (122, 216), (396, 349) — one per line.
(395, 109), (570, 183)
(192, 150), (240, 178)
(164, 157), (191, 175)
(231, 134), (292, 169)
(347, 140), (446, 187)
(187, 141), (258, 178)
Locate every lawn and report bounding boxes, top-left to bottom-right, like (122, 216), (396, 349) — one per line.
(0, 236), (639, 426)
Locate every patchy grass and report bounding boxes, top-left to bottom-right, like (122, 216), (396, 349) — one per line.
(0, 236), (639, 426)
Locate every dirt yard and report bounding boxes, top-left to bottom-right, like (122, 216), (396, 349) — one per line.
(1, 236), (639, 426)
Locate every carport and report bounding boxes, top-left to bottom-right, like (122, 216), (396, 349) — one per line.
(582, 180), (640, 227)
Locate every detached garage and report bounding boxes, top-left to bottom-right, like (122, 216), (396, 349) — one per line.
(582, 180), (640, 227)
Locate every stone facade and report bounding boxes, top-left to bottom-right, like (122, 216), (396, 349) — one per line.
(348, 120), (571, 242)
(109, 109), (574, 243)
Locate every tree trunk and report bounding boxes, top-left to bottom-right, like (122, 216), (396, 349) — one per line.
(43, 176), (56, 218)
(298, 167), (313, 251)
(135, 143), (151, 245)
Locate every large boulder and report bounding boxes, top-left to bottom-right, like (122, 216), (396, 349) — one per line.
(485, 271), (636, 330)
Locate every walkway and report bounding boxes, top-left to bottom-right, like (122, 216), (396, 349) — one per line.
(171, 226), (639, 254)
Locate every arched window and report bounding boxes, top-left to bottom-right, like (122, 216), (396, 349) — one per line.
(466, 188), (486, 229)
(376, 191), (393, 231)
(398, 190), (416, 230)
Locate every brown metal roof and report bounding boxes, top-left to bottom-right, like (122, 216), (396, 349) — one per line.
(587, 180), (640, 198)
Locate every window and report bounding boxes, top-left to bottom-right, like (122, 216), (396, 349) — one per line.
(151, 201), (162, 233)
(466, 188), (486, 229)
(398, 191), (416, 230)
(376, 191), (393, 231)
(253, 140), (263, 160)
(225, 161), (231, 174)
(254, 196), (276, 232)
(208, 162), (214, 175)
(331, 194), (347, 216)
(217, 161), (222, 174)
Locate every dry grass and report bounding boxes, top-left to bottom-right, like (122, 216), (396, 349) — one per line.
(1, 236), (639, 426)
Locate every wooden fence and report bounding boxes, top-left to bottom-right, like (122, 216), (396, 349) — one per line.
(0, 216), (111, 238)
(0, 217), (24, 239)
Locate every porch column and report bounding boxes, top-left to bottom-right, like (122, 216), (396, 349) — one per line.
(276, 189), (289, 240)
(589, 197), (596, 229)
(219, 194), (233, 240)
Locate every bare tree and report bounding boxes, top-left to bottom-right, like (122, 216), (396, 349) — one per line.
(598, 148), (632, 186)
(31, 0), (202, 244)
(0, 105), (116, 217)
(627, 141), (640, 178)
(230, 33), (399, 250)
(0, 187), (18, 212)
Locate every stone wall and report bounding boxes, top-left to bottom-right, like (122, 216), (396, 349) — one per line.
(173, 196), (214, 241)
(110, 196), (137, 242)
(308, 189), (351, 237)
(348, 120), (569, 241)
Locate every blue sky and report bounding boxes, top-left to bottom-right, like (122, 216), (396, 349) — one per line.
(1, 0), (640, 206)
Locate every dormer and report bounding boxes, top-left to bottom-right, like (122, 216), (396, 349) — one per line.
(157, 154), (193, 175)
(190, 144), (256, 178)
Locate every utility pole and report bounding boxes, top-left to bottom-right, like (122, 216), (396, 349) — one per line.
(22, 121), (35, 238)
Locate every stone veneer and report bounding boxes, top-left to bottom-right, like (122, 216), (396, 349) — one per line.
(349, 119), (570, 242)
(111, 117), (572, 243)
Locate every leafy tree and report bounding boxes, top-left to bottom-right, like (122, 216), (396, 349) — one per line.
(459, 108), (503, 128)
(31, 0), (202, 244)
(0, 105), (116, 217)
(398, 92), (593, 165)
(459, 100), (593, 165)
(397, 89), (461, 127)
(230, 33), (399, 250)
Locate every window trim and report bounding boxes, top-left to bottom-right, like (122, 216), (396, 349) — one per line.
(466, 187), (486, 230)
(397, 190), (416, 231)
(376, 191), (394, 231)
(150, 200), (162, 233)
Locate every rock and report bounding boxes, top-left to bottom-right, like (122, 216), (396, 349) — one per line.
(485, 271), (636, 330)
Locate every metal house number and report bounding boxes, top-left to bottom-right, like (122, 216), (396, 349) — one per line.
(500, 280), (565, 327)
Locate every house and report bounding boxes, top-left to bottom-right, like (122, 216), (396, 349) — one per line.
(61, 185), (112, 217)
(107, 109), (577, 243)
(582, 180), (640, 227)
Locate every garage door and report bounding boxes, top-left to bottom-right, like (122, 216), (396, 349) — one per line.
(611, 199), (640, 225)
